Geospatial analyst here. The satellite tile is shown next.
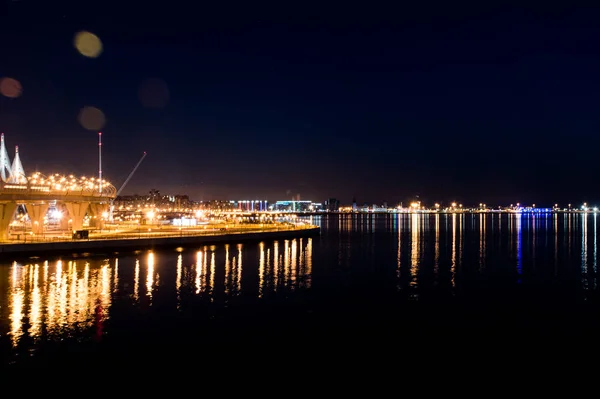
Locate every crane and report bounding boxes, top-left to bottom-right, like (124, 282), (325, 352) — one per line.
(109, 152), (147, 222)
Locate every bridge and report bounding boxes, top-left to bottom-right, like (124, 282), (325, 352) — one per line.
(0, 134), (116, 241)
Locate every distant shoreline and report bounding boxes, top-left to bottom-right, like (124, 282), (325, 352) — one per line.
(0, 226), (320, 260)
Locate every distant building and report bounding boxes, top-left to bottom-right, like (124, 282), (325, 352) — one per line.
(196, 200), (235, 212)
(230, 200), (269, 212)
(324, 198), (340, 212)
(115, 190), (194, 210)
(270, 200), (319, 212)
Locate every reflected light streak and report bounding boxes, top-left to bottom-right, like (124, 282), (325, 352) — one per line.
(11, 261), (19, 288)
(451, 213), (457, 288)
(146, 252), (155, 298)
(305, 238), (312, 289)
(236, 244), (243, 294)
(9, 262), (24, 347)
(259, 242), (265, 298)
(459, 214), (464, 267)
(397, 215), (402, 281)
(594, 213), (598, 289)
(531, 214), (540, 260)
(133, 259), (140, 301)
(298, 238), (304, 268)
(210, 251), (215, 299)
(29, 264), (42, 340)
(58, 262), (67, 329)
(554, 214), (558, 274)
(516, 213), (522, 276)
(284, 240), (291, 287)
(98, 262), (111, 334)
(568, 213), (572, 257)
(176, 253), (183, 297)
(68, 262), (78, 326)
(434, 213), (439, 274)
(225, 244), (231, 295)
(46, 261), (61, 335)
(283, 240), (292, 285)
(43, 261), (49, 294)
(113, 258), (119, 292)
(195, 251), (202, 294)
(290, 239), (297, 289)
(100, 263), (111, 308)
(273, 241), (279, 291)
(410, 213), (419, 288)
(582, 214), (588, 289)
(479, 213), (485, 269)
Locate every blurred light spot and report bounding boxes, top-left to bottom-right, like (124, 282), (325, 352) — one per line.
(74, 31), (103, 58)
(139, 78), (169, 109)
(78, 106), (106, 130)
(0, 77), (22, 98)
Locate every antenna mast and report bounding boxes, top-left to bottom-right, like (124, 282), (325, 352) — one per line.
(98, 132), (102, 194)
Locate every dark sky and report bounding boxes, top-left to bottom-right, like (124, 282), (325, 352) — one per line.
(1, 3), (600, 206)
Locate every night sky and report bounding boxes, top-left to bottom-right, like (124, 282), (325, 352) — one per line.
(1, 4), (600, 206)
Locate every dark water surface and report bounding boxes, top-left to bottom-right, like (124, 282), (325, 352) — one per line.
(2, 213), (600, 366)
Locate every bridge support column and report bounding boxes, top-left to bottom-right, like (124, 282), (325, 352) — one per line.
(26, 203), (49, 235)
(64, 202), (90, 232)
(0, 202), (17, 241)
(88, 203), (108, 229)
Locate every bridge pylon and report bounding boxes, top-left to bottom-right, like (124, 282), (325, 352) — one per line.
(0, 134), (12, 182)
(88, 203), (109, 229)
(63, 201), (90, 233)
(26, 203), (49, 235)
(0, 202), (17, 241)
(9, 146), (26, 184)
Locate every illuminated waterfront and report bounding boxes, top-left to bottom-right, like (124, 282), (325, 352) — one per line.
(2, 212), (600, 365)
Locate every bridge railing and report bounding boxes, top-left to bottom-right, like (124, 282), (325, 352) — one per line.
(0, 180), (117, 198)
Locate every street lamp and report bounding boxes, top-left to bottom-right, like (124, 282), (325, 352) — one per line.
(146, 210), (155, 224)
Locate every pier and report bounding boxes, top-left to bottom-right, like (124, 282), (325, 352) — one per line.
(0, 225), (320, 259)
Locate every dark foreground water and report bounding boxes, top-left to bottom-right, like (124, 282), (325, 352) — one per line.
(2, 212), (600, 367)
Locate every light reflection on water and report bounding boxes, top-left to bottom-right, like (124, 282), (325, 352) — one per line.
(313, 212), (598, 299)
(1, 238), (314, 350)
(1, 213), (599, 362)
(7, 259), (112, 348)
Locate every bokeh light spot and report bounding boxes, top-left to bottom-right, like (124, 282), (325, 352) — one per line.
(139, 78), (170, 109)
(78, 106), (106, 130)
(74, 31), (103, 58)
(0, 77), (22, 98)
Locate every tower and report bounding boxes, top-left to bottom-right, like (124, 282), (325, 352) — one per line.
(98, 131), (102, 193)
(0, 133), (12, 182)
(9, 146), (26, 184)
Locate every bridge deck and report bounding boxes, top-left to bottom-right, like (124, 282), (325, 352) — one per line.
(0, 184), (116, 202)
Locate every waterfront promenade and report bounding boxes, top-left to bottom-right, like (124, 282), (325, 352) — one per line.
(0, 223), (320, 258)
